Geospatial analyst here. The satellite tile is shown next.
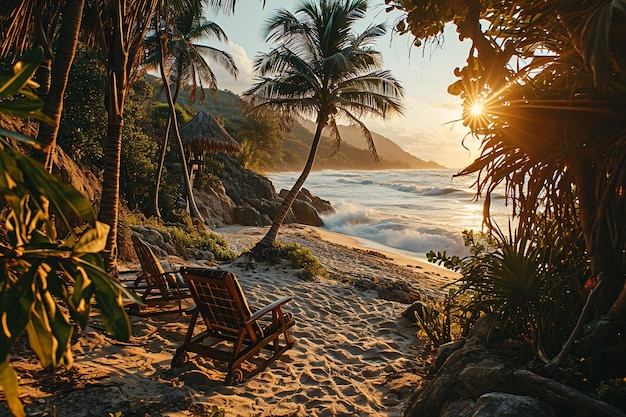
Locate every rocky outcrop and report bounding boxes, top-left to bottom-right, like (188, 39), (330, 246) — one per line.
(200, 154), (333, 228)
(403, 318), (626, 417)
(216, 154), (276, 205)
(194, 185), (236, 229)
(279, 188), (334, 215)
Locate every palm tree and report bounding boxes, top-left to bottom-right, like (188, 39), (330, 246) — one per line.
(145, 10), (238, 218)
(37, 0), (85, 171)
(0, 0), (83, 171)
(244, 0), (404, 250)
(89, 0), (253, 272)
(85, 0), (159, 272)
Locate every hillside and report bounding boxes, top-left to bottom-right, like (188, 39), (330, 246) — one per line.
(176, 87), (446, 171)
(298, 118), (445, 170)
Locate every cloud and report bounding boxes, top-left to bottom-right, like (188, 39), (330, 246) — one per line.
(211, 41), (255, 94)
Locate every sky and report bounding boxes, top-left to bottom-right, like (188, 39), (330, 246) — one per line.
(202, 0), (481, 169)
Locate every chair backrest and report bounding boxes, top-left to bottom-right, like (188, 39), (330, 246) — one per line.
(131, 234), (174, 294)
(181, 267), (262, 339)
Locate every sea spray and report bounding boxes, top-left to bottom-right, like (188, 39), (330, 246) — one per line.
(269, 169), (511, 261)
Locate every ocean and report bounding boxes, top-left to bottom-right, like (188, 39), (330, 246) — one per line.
(268, 169), (512, 262)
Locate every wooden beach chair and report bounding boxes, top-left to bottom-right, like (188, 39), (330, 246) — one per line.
(127, 234), (190, 316)
(171, 267), (295, 385)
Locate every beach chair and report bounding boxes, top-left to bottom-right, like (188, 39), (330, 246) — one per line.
(171, 267), (295, 385)
(128, 234), (190, 316)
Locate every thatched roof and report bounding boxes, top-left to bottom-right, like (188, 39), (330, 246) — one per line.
(179, 111), (241, 154)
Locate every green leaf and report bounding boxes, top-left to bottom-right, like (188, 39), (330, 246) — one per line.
(0, 47), (43, 99)
(82, 257), (132, 341)
(13, 147), (96, 226)
(26, 293), (57, 369)
(65, 263), (93, 329)
(0, 269), (35, 363)
(72, 221), (110, 255)
(0, 361), (25, 417)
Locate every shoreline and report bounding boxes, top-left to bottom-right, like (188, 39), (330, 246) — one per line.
(214, 224), (460, 300)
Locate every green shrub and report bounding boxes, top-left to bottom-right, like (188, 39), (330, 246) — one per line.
(428, 224), (588, 358)
(123, 211), (237, 262)
(276, 242), (328, 280)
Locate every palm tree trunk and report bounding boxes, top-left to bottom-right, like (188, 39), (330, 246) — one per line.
(255, 114), (326, 250)
(36, 0), (84, 172)
(154, 73), (184, 218)
(98, 0), (127, 274)
(158, 36), (204, 222)
(153, 116), (170, 218)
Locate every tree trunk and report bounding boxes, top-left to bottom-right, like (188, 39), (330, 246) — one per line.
(551, 157), (626, 357)
(158, 36), (204, 222)
(98, 0), (128, 274)
(154, 70), (183, 218)
(153, 116), (170, 218)
(36, 0), (84, 172)
(255, 114), (326, 249)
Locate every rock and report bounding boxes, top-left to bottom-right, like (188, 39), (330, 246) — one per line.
(473, 392), (556, 417)
(431, 339), (466, 373)
(280, 188), (334, 214)
(193, 185), (236, 228)
(403, 333), (625, 417)
(131, 226), (176, 257)
(291, 199), (323, 226)
(216, 154), (276, 205)
(232, 206), (272, 226)
(440, 400), (475, 417)
(246, 198), (297, 224)
(401, 300), (425, 321)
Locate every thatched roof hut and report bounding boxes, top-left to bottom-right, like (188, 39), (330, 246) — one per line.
(179, 111), (241, 155)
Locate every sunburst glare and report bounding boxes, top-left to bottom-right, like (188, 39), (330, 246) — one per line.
(470, 103), (483, 116)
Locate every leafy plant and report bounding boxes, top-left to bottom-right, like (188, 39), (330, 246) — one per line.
(124, 211), (237, 262)
(0, 48), (137, 417)
(411, 290), (475, 347)
(429, 223), (587, 358)
(275, 242), (328, 281)
(195, 155), (225, 190)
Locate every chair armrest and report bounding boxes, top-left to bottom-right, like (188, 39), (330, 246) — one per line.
(248, 296), (292, 322)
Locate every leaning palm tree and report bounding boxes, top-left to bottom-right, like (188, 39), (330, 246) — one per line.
(145, 9), (238, 218)
(244, 0), (404, 250)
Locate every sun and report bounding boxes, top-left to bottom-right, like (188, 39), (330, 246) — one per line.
(470, 103), (483, 116)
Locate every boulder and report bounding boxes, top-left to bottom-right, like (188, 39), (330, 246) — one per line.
(291, 199), (323, 226)
(440, 400), (475, 417)
(473, 393), (556, 417)
(130, 226), (176, 257)
(193, 185), (236, 228)
(280, 188), (334, 214)
(232, 206), (272, 227)
(245, 198), (297, 224)
(403, 333), (626, 417)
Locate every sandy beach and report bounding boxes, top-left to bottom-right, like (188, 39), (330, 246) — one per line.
(1, 225), (459, 417)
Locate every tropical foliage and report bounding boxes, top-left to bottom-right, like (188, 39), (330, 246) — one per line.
(0, 48), (135, 417)
(392, 0), (626, 356)
(245, 0), (404, 249)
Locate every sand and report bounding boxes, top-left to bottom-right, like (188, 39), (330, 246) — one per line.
(1, 225), (459, 417)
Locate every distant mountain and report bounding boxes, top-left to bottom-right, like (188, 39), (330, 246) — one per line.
(298, 118), (446, 170)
